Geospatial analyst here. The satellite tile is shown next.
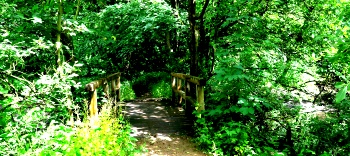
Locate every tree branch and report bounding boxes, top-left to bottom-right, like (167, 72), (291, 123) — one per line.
(196, 0), (210, 20)
(0, 71), (36, 92)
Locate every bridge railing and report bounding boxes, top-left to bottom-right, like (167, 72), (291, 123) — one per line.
(171, 73), (205, 114)
(85, 72), (121, 118)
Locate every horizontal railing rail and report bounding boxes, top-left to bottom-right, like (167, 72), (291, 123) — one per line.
(85, 72), (121, 119)
(171, 73), (205, 115)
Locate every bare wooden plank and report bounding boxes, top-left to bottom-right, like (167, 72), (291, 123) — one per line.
(171, 73), (206, 86)
(172, 86), (185, 98)
(172, 76), (176, 104)
(177, 78), (182, 90)
(171, 87), (196, 105)
(111, 79), (116, 96)
(85, 78), (107, 91)
(106, 72), (121, 81)
(85, 73), (121, 91)
(85, 72), (121, 119)
(172, 76), (176, 88)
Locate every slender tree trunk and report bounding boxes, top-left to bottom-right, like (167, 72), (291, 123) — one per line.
(170, 0), (177, 8)
(56, 0), (63, 76)
(188, 0), (210, 77)
(74, 0), (80, 20)
(169, 0), (179, 68)
(56, 0), (75, 126)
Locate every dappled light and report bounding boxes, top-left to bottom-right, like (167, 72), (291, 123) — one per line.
(123, 100), (192, 137)
(136, 136), (206, 156)
(1, 0), (350, 155)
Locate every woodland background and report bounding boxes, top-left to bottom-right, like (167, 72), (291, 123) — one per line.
(1, 0), (350, 155)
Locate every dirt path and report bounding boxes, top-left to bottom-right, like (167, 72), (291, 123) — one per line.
(122, 98), (206, 156)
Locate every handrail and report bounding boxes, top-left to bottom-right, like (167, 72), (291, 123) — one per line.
(85, 72), (121, 118)
(171, 73), (205, 114)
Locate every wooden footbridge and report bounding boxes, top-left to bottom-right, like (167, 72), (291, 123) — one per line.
(84, 72), (206, 137)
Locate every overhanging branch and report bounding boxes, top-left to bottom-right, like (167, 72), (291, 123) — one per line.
(197, 0), (210, 20)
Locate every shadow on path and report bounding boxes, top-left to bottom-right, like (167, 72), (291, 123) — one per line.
(122, 98), (193, 138)
(122, 98), (206, 156)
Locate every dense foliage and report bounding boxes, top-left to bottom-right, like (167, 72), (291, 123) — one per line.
(1, 0), (350, 155)
(194, 0), (350, 155)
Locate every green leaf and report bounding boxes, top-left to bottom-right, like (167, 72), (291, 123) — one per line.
(227, 17), (237, 21)
(0, 87), (8, 94)
(94, 127), (102, 131)
(208, 107), (223, 116)
(229, 105), (239, 113)
(248, 107), (254, 114)
(233, 64), (244, 70)
(335, 82), (346, 89)
(75, 149), (82, 156)
(262, 102), (272, 108)
(32, 4), (39, 12)
(336, 85), (347, 103)
(239, 107), (249, 115)
(16, 13), (25, 19)
(237, 98), (247, 105)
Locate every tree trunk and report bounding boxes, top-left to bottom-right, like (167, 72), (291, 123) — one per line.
(188, 0), (199, 77)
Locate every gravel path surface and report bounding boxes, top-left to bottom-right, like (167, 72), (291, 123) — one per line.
(122, 98), (206, 156)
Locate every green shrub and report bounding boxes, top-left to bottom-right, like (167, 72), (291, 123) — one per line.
(195, 113), (267, 155)
(0, 74), (140, 155)
(120, 81), (136, 101)
(151, 81), (172, 98)
(132, 72), (170, 97)
(0, 72), (78, 155)
(292, 112), (350, 155)
(62, 105), (140, 156)
(16, 102), (141, 156)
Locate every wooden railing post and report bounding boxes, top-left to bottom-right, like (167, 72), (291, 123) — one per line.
(85, 72), (121, 120)
(116, 76), (121, 102)
(185, 81), (192, 116)
(171, 76), (176, 105)
(171, 73), (205, 117)
(177, 77), (182, 104)
(197, 85), (205, 112)
(90, 89), (98, 119)
(111, 79), (116, 97)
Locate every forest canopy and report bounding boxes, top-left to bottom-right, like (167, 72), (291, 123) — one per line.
(1, 0), (350, 155)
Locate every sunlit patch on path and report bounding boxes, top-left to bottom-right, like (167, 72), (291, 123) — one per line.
(122, 98), (206, 156)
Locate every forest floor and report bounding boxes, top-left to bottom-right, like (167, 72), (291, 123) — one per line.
(122, 97), (206, 156)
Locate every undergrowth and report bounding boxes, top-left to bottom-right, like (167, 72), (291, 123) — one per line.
(121, 81), (136, 101)
(151, 81), (172, 98)
(61, 103), (141, 156)
(132, 72), (171, 98)
(0, 98), (141, 155)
